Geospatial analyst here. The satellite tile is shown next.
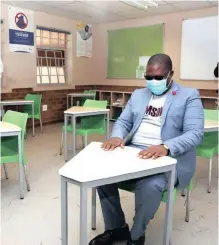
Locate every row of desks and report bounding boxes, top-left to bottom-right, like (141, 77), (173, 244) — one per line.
(0, 93), (95, 137)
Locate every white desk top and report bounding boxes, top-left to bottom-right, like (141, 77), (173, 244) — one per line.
(0, 100), (34, 104)
(64, 106), (109, 115)
(67, 93), (95, 97)
(59, 142), (176, 183)
(204, 120), (219, 130)
(0, 121), (21, 133)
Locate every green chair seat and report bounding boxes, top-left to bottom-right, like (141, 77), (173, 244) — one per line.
(1, 110), (30, 198)
(196, 142), (218, 158)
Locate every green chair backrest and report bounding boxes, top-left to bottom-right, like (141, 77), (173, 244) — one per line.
(204, 109), (218, 121)
(24, 94), (42, 115)
(2, 110), (28, 142)
(81, 99), (107, 129)
(81, 90), (96, 105)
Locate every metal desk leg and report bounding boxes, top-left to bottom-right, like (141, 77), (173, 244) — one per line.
(91, 188), (97, 230)
(72, 115), (76, 157)
(163, 168), (175, 245)
(32, 102), (35, 137)
(61, 177), (68, 245)
(106, 111), (110, 140)
(64, 114), (68, 162)
(67, 95), (69, 109)
(18, 132), (24, 199)
(1, 104), (4, 119)
(80, 186), (88, 245)
(71, 96), (73, 107)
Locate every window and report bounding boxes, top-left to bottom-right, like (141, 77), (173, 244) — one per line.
(36, 27), (69, 84)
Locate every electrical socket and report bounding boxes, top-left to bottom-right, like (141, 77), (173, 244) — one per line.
(42, 105), (47, 111)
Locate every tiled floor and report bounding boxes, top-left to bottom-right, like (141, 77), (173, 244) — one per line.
(1, 123), (218, 245)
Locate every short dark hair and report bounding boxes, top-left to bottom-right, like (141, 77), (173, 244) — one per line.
(148, 53), (172, 72)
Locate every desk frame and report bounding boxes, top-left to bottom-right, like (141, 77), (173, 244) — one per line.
(64, 110), (110, 161)
(60, 163), (176, 245)
(1, 101), (35, 137)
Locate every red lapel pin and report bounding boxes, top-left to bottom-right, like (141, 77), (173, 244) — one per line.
(172, 91), (176, 95)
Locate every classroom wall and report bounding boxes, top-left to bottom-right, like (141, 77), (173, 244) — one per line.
(93, 6), (218, 90)
(1, 3), (96, 93)
(1, 3), (218, 94)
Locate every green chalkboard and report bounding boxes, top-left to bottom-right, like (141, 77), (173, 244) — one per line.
(107, 24), (164, 79)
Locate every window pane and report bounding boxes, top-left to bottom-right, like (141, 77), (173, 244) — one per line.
(60, 40), (65, 47)
(52, 32), (58, 39)
(36, 29), (41, 37)
(50, 67), (57, 75)
(37, 76), (41, 84)
(58, 67), (64, 76)
(42, 76), (50, 84)
(43, 30), (50, 38)
(51, 38), (58, 46)
(36, 37), (41, 46)
(51, 76), (58, 83)
(60, 33), (65, 39)
(42, 38), (50, 46)
(37, 67), (40, 75)
(59, 76), (65, 83)
(42, 67), (49, 75)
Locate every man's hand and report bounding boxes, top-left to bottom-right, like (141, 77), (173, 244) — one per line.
(138, 145), (168, 159)
(101, 137), (124, 151)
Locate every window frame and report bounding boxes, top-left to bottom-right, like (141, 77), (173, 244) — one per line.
(36, 27), (68, 85)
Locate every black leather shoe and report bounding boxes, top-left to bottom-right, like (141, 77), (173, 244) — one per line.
(89, 224), (130, 245)
(127, 235), (145, 245)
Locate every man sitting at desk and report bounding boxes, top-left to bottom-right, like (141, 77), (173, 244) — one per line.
(89, 54), (204, 245)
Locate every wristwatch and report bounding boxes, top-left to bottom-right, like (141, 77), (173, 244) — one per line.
(162, 144), (170, 156)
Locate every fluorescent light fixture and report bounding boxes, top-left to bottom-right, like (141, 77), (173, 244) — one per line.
(148, 0), (159, 7)
(121, 0), (148, 10)
(121, 0), (159, 10)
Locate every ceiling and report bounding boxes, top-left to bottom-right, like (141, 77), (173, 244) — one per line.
(2, 0), (218, 23)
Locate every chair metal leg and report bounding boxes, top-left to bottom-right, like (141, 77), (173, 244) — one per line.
(181, 189), (186, 197)
(40, 117), (43, 134)
(24, 130), (27, 139)
(60, 132), (64, 155)
(23, 165), (30, 191)
(91, 188), (97, 230)
(3, 163), (9, 179)
(82, 135), (88, 149)
(208, 158), (213, 193)
(185, 188), (191, 222)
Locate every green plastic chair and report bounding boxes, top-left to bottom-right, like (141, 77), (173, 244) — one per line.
(23, 94), (43, 134)
(196, 109), (218, 193)
(60, 99), (107, 155)
(81, 90), (96, 105)
(1, 110), (30, 198)
(90, 181), (193, 230)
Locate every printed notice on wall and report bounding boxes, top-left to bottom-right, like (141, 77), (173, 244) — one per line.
(8, 6), (34, 53)
(76, 21), (92, 58)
